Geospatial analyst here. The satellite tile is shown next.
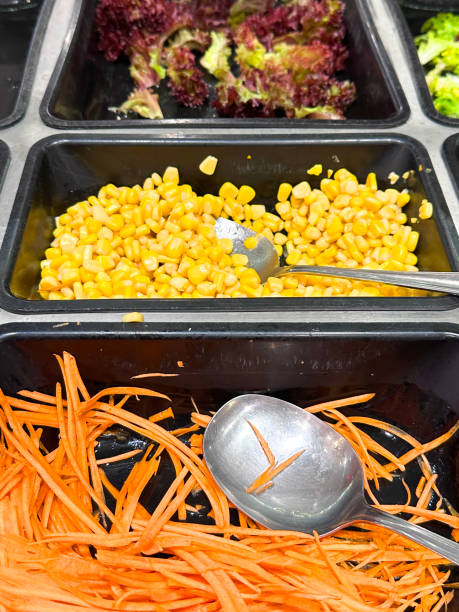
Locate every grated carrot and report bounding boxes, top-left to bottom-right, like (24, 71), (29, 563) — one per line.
(0, 352), (456, 612)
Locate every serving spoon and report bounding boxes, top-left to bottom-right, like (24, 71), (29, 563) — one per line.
(203, 394), (459, 564)
(214, 217), (459, 295)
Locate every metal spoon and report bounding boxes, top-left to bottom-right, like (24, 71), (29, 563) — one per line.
(203, 394), (459, 564)
(214, 217), (459, 295)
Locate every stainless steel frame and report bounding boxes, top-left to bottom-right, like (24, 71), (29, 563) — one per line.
(0, 0), (457, 326)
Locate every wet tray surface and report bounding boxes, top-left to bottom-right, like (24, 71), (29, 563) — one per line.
(40, 0), (408, 129)
(0, 0), (54, 128)
(1, 134), (459, 313)
(0, 322), (457, 611)
(391, 0), (459, 127)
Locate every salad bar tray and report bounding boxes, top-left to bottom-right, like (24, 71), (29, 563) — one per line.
(40, 0), (408, 129)
(2, 133), (459, 313)
(0, 0), (456, 327)
(0, 0), (54, 128)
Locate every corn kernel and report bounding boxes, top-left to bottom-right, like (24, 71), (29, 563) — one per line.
(107, 214), (124, 232)
(292, 181), (311, 199)
(283, 276), (299, 289)
(277, 183), (292, 202)
(60, 268), (81, 286)
(407, 231), (419, 252)
(45, 247), (61, 260)
(266, 277), (283, 293)
(219, 182), (238, 200)
(237, 185), (256, 205)
(286, 251), (301, 265)
(199, 155), (218, 175)
(39, 276), (61, 291)
(163, 167), (179, 184)
(244, 236), (258, 250)
(397, 192), (411, 206)
(122, 312), (145, 323)
(251, 204), (266, 220)
(307, 164), (323, 176)
(366, 172), (377, 191)
(188, 263), (210, 286)
(419, 200), (433, 220)
(232, 253), (249, 266)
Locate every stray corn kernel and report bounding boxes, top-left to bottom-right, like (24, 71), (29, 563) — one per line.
(199, 155), (218, 176)
(419, 200), (433, 220)
(122, 312), (144, 323)
(307, 164), (323, 176)
(388, 172), (399, 185)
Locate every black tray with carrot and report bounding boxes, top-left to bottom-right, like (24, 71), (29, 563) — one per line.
(0, 323), (457, 611)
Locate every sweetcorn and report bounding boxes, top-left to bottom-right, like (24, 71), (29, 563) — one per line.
(39, 165), (429, 300)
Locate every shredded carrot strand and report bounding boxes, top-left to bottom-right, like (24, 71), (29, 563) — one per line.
(247, 420), (276, 466)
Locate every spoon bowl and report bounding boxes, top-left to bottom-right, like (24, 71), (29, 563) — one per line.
(214, 217), (459, 296)
(203, 394), (459, 564)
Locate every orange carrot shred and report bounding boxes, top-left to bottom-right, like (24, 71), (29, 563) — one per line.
(247, 420), (275, 466)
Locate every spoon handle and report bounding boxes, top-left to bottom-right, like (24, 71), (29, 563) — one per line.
(358, 506), (459, 564)
(277, 266), (459, 296)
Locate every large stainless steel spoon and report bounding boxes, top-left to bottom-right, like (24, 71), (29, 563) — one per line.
(203, 394), (459, 564)
(214, 217), (459, 295)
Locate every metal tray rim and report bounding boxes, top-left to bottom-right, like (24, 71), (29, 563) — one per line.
(38, 0), (410, 130)
(1, 320), (459, 339)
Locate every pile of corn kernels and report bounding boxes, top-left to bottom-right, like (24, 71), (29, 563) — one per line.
(39, 165), (432, 300)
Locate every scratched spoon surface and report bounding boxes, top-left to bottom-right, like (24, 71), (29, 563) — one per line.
(203, 394), (459, 564)
(214, 217), (459, 295)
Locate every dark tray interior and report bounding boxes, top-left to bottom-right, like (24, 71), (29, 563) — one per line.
(443, 134), (459, 198)
(0, 322), (458, 610)
(392, 0), (459, 127)
(40, 0), (408, 129)
(1, 134), (459, 314)
(0, 0), (54, 128)
(398, 0), (459, 9)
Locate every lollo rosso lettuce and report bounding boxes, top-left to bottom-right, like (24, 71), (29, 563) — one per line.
(96, 0), (356, 120)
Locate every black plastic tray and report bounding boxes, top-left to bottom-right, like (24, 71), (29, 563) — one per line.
(0, 321), (458, 604)
(0, 133), (458, 314)
(39, 0), (409, 129)
(391, 0), (459, 127)
(0, 0), (54, 128)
